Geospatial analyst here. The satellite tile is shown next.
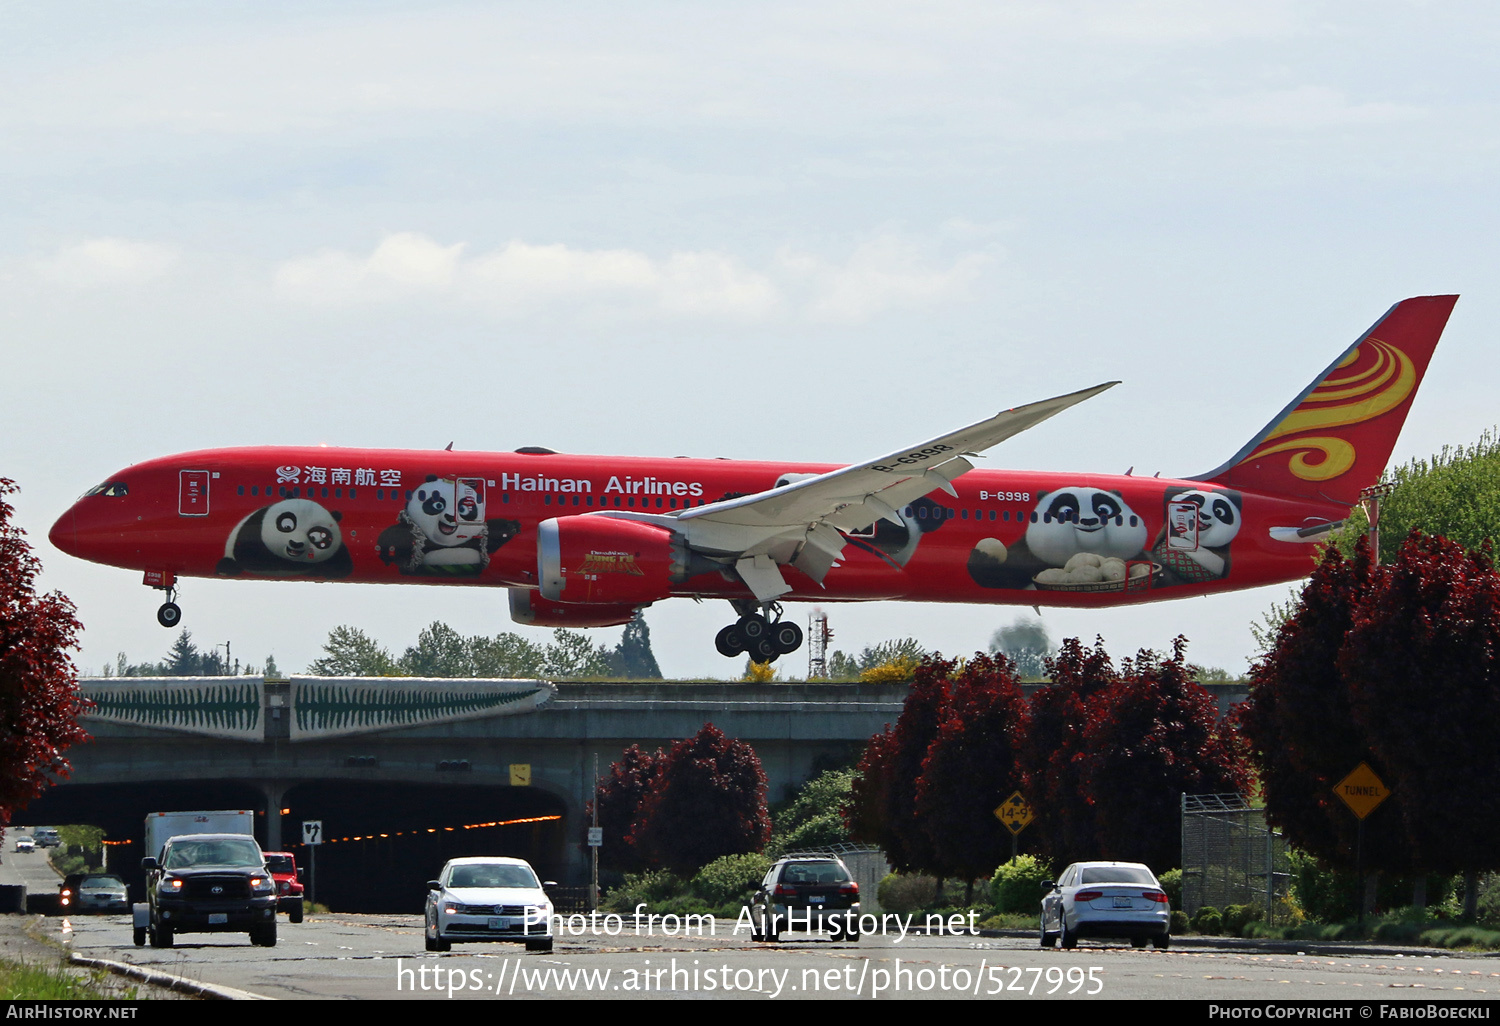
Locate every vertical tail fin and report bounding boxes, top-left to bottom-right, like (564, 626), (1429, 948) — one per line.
(1195, 295), (1457, 506)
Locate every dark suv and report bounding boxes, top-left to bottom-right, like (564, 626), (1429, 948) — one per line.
(747, 854), (861, 942)
(140, 833), (278, 948)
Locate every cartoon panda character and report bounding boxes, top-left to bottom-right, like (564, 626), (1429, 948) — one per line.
(376, 475), (520, 576)
(766, 472), (950, 569)
(1150, 488), (1242, 585)
(967, 487), (1148, 589)
(216, 499), (354, 578)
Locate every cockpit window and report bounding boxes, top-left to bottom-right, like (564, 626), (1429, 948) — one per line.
(83, 481), (128, 498)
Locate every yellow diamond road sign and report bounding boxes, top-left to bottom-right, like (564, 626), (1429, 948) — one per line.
(994, 791), (1035, 836)
(1333, 762), (1389, 820)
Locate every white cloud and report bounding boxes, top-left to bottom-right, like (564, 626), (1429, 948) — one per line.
(33, 238), (178, 287)
(272, 232), (993, 323)
(781, 237), (995, 323)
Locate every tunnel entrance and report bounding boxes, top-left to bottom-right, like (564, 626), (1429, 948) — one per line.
(22, 781), (269, 903)
(281, 781), (570, 913)
(22, 779), (571, 913)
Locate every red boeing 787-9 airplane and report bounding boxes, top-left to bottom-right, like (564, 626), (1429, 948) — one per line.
(50, 296), (1458, 661)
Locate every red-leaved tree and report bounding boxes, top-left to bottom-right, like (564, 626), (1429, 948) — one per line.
(914, 653), (1029, 891)
(0, 479), (90, 825)
(1078, 638), (1249, 871)
(1239, 543), (1411, 872)
(1018, 637), (1117, 865)
(1342, 532), (1500, 888)
(629, 723), (771, 873)
(878, 656), (954, 874)
(843, 725), (896, 847)
(589, 744), (662, 872)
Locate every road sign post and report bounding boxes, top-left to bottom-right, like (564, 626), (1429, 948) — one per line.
(302, 820), (323, 910)
(994, 791), (1036, 861)
(1333, 764), (1389, 924)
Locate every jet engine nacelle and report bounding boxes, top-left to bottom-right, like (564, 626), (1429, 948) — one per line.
(538, 516), (677, 606)
(508, 588), (642, 628)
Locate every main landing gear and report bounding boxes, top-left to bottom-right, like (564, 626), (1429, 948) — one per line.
(714, 602), (803, 662)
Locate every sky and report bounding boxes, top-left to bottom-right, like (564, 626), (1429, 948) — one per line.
(4, 1), (1497, 680)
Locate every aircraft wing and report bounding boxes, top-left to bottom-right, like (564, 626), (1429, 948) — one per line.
(662, 382), (1118, 601)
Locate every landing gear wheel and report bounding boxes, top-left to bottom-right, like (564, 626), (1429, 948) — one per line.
(290, 903), (304, 924)
(251, 921), (277, 947)
(715, 626), (745, 657)
(1151, 933), (1170, 950)
(770, 621), (803, 654)
(1060, 920), (1077, 950)
(737, 614), (768, 641)
(1039, 918), (1057, 948)
(150, 924), (173, 948)
(157, 602), (182, 628)
(133, 927), (146, 947)
(749, 636), (778, 662)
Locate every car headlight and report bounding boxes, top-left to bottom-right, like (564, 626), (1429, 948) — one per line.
(160, 877), (183, 893)
(443, 903), (459, 914)
(250, 876), (274, 894)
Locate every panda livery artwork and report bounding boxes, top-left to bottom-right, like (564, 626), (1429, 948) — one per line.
(50, 296), (1457, 661)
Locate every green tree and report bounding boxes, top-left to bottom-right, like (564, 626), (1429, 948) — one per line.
(989, 617), (1054, 679)
(825, 651), (859, 679)
(607, 611), (662, 679)
(471, 633), (546, 678)
(1334, 430), (1500, 560)
(541, 629), (612, 678)
(399, 622), (473, 677)
(308, 626), (402, 677)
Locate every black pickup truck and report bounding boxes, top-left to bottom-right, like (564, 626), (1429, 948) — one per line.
(140, 833), (279, 947)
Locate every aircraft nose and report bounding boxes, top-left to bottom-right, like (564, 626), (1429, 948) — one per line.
(49, 508), (78, 557)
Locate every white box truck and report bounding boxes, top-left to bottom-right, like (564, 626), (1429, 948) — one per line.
(143, 810), (256, 859)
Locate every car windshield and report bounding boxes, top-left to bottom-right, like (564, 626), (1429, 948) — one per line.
(81, 877), (125, 891)
(448, 864), (539, 889)
(264, 855), (295, 873)
(1078, 866), (1157, 886)
(779, 861), (849, 885)
(163, 839), (263, 869)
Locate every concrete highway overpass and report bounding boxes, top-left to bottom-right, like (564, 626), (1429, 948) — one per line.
(25, 676), (906, 910)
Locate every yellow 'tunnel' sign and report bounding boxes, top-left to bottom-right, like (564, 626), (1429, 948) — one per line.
(1333, 762), (1389, 820)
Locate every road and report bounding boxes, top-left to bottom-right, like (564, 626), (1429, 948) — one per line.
(40, 909), (1500, 1001)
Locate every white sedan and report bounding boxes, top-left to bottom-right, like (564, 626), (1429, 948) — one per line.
(1040, 861), (1171, 950)
(424, 857), (554, 953)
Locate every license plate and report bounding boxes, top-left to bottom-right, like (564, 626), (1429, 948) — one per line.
(488, 917), (509, 930)
(208, 913), (228, 924)
(1112, 897), (1132, 909)
(809, 896), (825, 904)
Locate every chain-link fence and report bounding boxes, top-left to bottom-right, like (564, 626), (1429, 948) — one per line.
(1180, 793), (1291, 924)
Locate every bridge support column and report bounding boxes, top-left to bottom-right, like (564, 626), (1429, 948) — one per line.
(263, 782), (287, 851)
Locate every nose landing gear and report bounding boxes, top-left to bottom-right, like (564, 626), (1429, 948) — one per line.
(715, 603), (803, 662)
(144, 570), (182, 628)
(157, 599), (182, 628)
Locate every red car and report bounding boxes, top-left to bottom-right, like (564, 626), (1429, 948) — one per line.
(262, 852), (305, 923)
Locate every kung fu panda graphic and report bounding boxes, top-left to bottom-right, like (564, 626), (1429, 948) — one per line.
(216, 498), (354, 578)
(376, 475), (520, 576)
(1150, 487), (1242, 585)
(967, 487), (1148, 590)
(765, 473), (950, 569)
